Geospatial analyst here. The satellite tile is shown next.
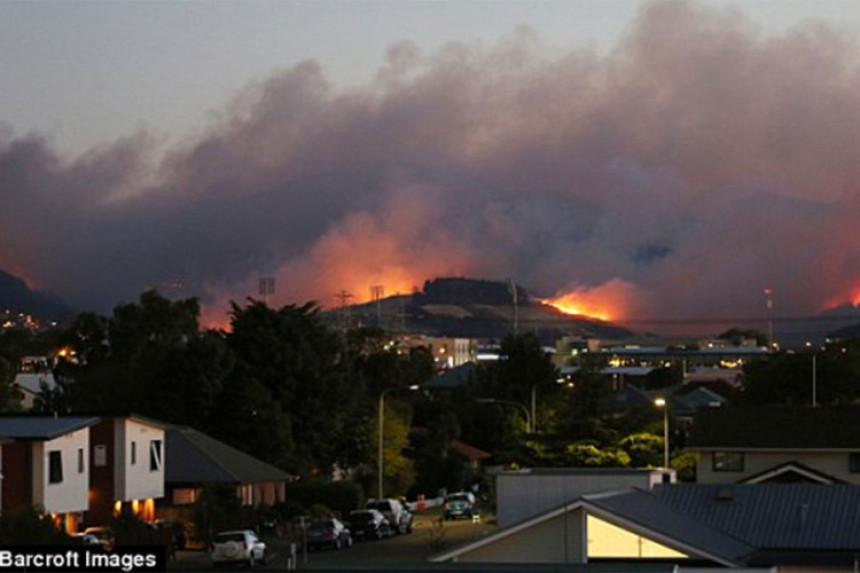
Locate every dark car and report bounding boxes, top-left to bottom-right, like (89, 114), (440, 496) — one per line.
(306, 518), (352, 551)
(443, 492), (477, 520)
(346, 509), (392, 540)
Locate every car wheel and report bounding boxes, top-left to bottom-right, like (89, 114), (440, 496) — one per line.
(248, 555), (256, 568)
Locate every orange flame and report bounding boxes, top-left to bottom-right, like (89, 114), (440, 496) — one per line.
(542, 279), (638, 323)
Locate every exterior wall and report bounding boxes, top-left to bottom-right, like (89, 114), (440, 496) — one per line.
(456, 508), (585, 563)
(695, 450), (859, 484)
(117, 418), (164, 502)
(496, 470), (675, 528)
(39, 428), (90, 514)
(88, 418), (116, 524)
(2, 442), (32, 511)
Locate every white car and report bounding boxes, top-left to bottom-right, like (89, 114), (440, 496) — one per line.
(210, 529), (266, 567)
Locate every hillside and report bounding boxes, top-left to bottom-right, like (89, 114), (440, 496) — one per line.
(0, 268), (74, 320)
(337, 277), (632, 343)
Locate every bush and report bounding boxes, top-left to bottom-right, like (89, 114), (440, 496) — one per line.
(284, 481), (363, 517)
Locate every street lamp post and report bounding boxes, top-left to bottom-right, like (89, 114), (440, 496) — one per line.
(378, 385), (420, 500)
(476, 398), (532, 433)
(654, 397), (669, 469)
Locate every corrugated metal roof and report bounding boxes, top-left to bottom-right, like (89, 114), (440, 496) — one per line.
(165, 426), (291, 485)
(585, 489), (754, 565)
(690, 406), (860, 449)
(654, 484), (860, 550)
(0, 416), (99, 439)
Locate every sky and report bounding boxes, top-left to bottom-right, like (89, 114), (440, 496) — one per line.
(3, 0), (860, 331)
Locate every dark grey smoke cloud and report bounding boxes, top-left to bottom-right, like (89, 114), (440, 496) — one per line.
(3, 0), (860, 328)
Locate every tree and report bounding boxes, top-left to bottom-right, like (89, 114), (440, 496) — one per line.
(226, 300), (362, 475)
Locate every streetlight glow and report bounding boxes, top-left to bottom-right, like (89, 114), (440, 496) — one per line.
(654, 397), (669, 469)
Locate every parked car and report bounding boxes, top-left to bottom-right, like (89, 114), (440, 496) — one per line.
(82, 527), (115, 551)
(346, 509), (392, 540)
(306, 518), (352, 551)
(67, 533), (102, 547)
(443, 491), (477, 520)
(366, 498), (412, 534)
(209, 529), (266, 567)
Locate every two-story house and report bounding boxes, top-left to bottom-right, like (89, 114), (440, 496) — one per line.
(688, 406), (860, 484)
(0, 417), (100, 533)
(87, 416), (165, 525)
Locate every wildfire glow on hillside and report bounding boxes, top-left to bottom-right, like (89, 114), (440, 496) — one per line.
(542, 279), (639, 323)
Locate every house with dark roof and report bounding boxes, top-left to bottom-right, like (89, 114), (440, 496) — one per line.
(87, 416), (165, 525)
(432, 483), (860, 571)
(0, 416), (100, 533)
(163, 426), (292, 508)
(688, 406), (860, 484)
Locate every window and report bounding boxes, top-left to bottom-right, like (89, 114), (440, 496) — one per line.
(78, 448), (85, 473)
(131, 441), (137, 465)
(713, 452), (744, 472)
(149, 440), (162, 471)
(48, 451), (63, 484)
(94, 445), (107, 467)
(850, 453), (860, 473)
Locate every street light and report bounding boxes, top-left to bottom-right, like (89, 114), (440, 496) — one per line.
(378, 385), (420, 500)
(476, 398), (532, 433)
(654, 397), (669, 469)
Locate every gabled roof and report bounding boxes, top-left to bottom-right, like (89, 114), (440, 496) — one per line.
(431, 488), (752, 567)
(449, 440), (490, 462)
(653, 484), (860, 551)
(0, 416), (100, 440)
(689, 406), (860, 449)
(741, 462), (844, 485)
(165, 426), (292, 485)
(13, 372), (58, 395)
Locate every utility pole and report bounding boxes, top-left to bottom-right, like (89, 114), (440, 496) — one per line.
(259, 277), (275, 305)
(508, 278), (518, 335)
(370, 285), (384, 327)
(335, 290), (354, 330)
(764, 288), (775, 351)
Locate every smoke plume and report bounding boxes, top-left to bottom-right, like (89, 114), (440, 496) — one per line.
(3, 0), (860, 330)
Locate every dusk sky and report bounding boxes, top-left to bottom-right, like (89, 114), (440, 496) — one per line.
(3, 0), (860, 329)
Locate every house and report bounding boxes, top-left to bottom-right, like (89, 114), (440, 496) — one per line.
(688, 406), (860, 484)
(87, 416), (165, 524)
(433, 483), (860, 571)
(448, 440), (491, 472)
(12, 372), (58, 410)
(163, 426), (292, 508)
(495, 468), (675, 528)
(0, 416), (100, 533)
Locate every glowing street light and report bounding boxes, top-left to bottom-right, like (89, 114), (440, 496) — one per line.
(654, 397), (669, 469)
(378, 384), (420, 500)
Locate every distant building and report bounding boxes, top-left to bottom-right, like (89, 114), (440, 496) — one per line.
(689, 406), (860, 485)
(395, 335), (477, 370)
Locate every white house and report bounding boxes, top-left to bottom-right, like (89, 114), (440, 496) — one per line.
(0, 417), (99, 533)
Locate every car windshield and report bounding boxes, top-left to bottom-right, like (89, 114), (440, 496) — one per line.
(308, 521), (334, 532)
(448, 494), (470, 502)
(368, 501), (392, 512)
(214, 532), (245, 543)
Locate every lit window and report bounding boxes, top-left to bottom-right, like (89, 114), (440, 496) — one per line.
(149, 440), (162, 471)
(713, 452), (744, 472)
(49, 451), (63, 484)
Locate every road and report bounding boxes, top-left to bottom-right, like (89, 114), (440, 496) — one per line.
(168, 512), (496, 571)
